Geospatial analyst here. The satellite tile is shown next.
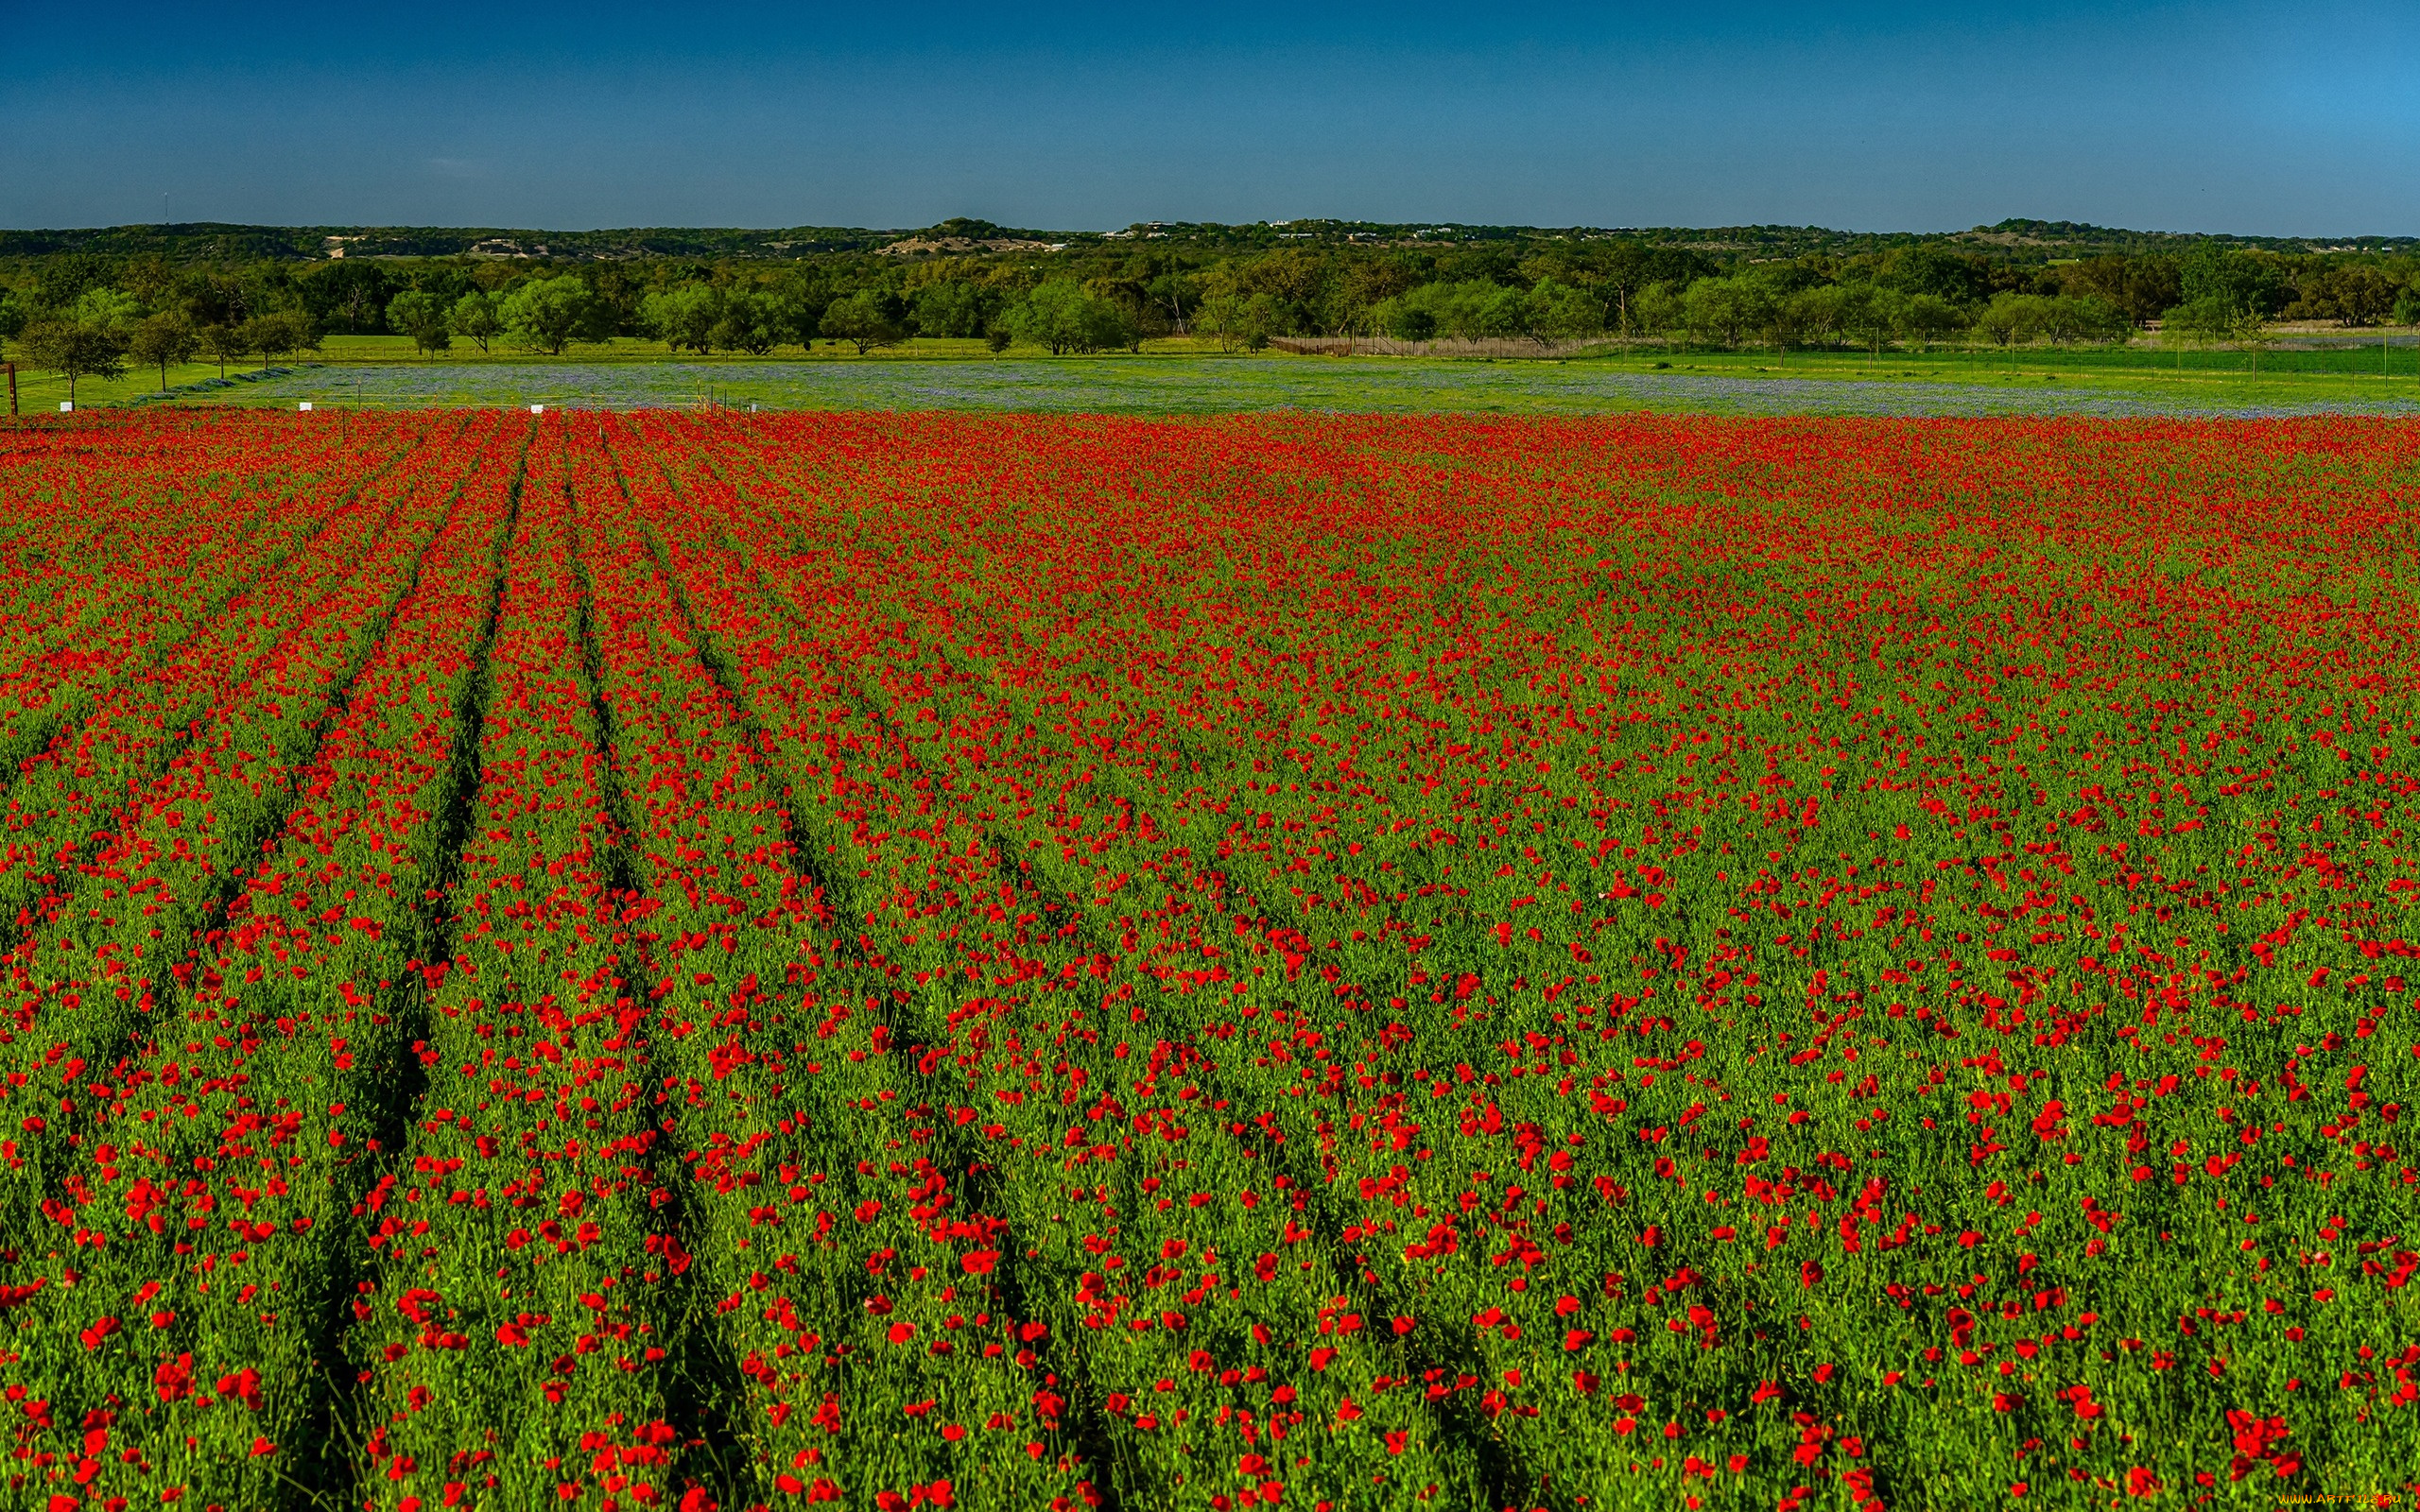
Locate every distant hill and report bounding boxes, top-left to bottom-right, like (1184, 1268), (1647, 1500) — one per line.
(4, 215), (2413, 266)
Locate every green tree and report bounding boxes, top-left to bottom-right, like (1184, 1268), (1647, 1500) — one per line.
(192, 270), (252, 331)
(2062, 254), (2180, 328)
(1145, 270), (1203, 336)
(2231, 302), (2273, 380)
(767, 272), (834, 350)
(302, 259), (396, 334)
(1788, 285), (1851, 352)
(282, 309), (323, 361)
(641, 284), (722, 355)
(1080, 276), (1155, 350)
(0, 290), (25, 362)
(1469, 284), (1530, 340)
(127, 311), (199, 390)
(1974, 292), (2049, 366)
(1195, 291), (1281, 352)
(1681, 277), (1774, 350)
(1004, 282), (1132, 354)
(71, 286), (145, 332)
(199, 322), (244, 377)
(1632, 283), (1686, 352)
(234, 315), (281, 369)
(33, 252), (115, 311)
(500, 276), (602, 356)
(2160, 296), (2235, 369)
(450, 291), (503, 354)
(820, 290), (908, 354)
(1374, 297), (1437, 344)
(907, 280), (993, 340)
(1523, 280), (1601, 345)
(1571, 244), (1714, 339)
(119, 254), (178, 310)
(1893, 294), (1966, 352)
(2290, 265), (2396, 327)
(2033, 295), (2128, 348)
(239, 309), (319, 369)
(713, 290), (780, 355)
(1240, 294), (1282, 351)
(1385, 280), (1521, 342)
(1763, 291), (1816, 362)
(1838, 284), (1896, 359)
(1879, 246), (1988, 306)
(22, 319), (128, 403)
(2335, 267), (2396, 326)
(386, 291), (453, 357)
(2179, 247), (2284, 319)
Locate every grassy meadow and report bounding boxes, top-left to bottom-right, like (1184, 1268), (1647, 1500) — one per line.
(9, 330), (2420, 416)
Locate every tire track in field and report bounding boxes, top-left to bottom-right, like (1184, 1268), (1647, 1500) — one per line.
(586, 455), (1141, 1505)
(572, 424), (1097, 1511)
(0, 422), (522, 1512)
(627, 421), (1553, 1511)
(0, 426), (429, 809)
(342, 425), (736, 1512)
(0, 431), (474, 1238)
(614, 448), (1151, 1509)
(0, 427), (438, 983)
(564, 432), (869, 1506)
(561, 462), (756, 1499)
(361, 421), (531, 1156)
(303, 422), (527, 1508)
(0, 427), (365, 692)
(562, 453), (808, 1507)
(627, 423), (1393, 1512)
(124, 457), (469, 1052)
(611, 426), (1116, 961)
(604, 424), (1160, 1510)
(337, 424), (722, 1512)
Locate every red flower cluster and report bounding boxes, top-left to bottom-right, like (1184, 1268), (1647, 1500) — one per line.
(1, 409), (2416, 1510)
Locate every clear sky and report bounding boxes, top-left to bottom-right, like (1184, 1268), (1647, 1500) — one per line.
(6, 1), (2416, 235)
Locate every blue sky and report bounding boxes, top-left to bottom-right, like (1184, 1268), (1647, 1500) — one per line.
(5, 1), (2416, 234)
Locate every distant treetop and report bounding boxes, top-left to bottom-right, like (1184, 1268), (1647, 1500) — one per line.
(3, 216), (2411, 267)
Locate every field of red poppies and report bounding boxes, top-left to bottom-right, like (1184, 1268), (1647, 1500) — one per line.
(0, 408), (2413, 1512)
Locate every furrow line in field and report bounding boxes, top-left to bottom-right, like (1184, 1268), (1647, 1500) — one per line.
(622, 419), (1316, 1512)
(2, 423), (471, 1099)
(346, 426), (719, 1512)
(566, 420), (1101, 1512)
(0, 418), (433, 800)
(610, 434), (1146, 1512)
(0, 417), (518, 1511)
(0, 421), (444, 966)
(637, 415), (1685, 1508)
(0, 430), (484, 1243)
(0, 414), (362, 658)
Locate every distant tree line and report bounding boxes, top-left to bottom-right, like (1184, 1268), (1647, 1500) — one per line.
(6, 232), (2417, 387)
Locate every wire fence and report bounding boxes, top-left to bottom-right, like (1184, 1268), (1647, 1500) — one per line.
(117, 365), (754, 412)
(1267, 335), (1619, 359)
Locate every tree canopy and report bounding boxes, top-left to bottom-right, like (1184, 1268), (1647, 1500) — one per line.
(5, 216), (2411, 367)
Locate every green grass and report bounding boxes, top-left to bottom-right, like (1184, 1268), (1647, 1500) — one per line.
(14, 332), (2420, 416)
(1602, 336), (2420, 406)
(305, 330), (2420, 397)
(0, 354), (258, 413)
